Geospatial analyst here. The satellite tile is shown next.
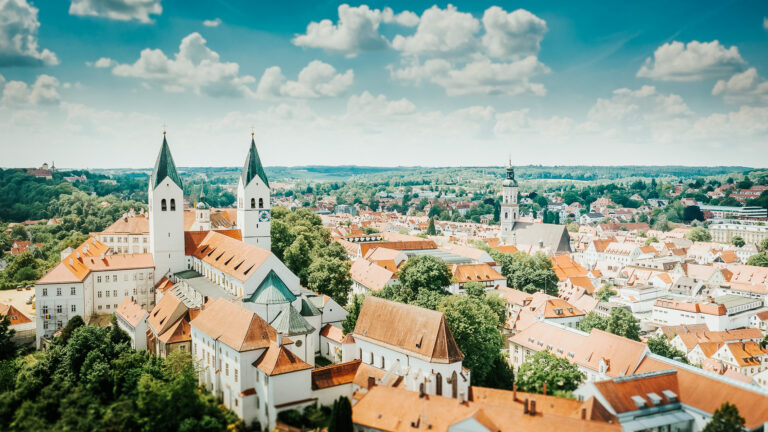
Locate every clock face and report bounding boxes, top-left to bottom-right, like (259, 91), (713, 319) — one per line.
(259, 210), (271, 222)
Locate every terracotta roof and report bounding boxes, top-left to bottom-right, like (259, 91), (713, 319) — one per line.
(185, 230), (269, 282)
(569, 276), (595, 293)
(320, 324), (345, 344)
(721, 341), (768, 367)
(352, 385), (620, 432)
(593, 370), (679, 413)
(493, 244), (519, 254)
(37, 238), (153, 284)
(253, 342), (312, 376)
(158, 315), (192, 344)
(635, 355), (768, 429)
(352, 362), (389, 389)
(154, 276), (175, 293)
(653, 299), (726, 316)
(311, 360), (362, 390)
(191, 298), (282, 352)
(349, 259), (394, 292)
(551, 255), (588, 282)
(656, 324), (709, 339)
(102, 215), (149, 235)
(353, 296), (463, 364)
(147, 291), (187, 336)
(451, 263), (505, 283)
(0, 303), (32, 325)
(363, 247), (403, 263)
(439, 244), (488, 262)
(116, 297), (148, 328)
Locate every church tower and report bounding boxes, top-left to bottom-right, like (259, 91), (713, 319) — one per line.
(149, 134), (185, 283)
(500, 159), (519, 241)
(237, 135), (271, 250)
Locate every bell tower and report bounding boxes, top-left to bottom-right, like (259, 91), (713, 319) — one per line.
(237, 134), (271, 250)
(149, 133), (185, 282)
(500, 159), (519, 241)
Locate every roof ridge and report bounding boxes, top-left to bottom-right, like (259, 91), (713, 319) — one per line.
(241, 137), (269, 188)
(152, 136), (183, 189)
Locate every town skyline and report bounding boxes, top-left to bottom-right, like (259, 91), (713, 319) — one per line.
(1, 0), (767, 168)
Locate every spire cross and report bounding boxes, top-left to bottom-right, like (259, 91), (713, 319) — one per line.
(250, 125), (255, 137)
(162, 122), (167, 135)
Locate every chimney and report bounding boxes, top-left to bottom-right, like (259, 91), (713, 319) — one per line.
(523, 398), (529, 414)
(581, 407), (587, 420)
(530, 399), (536, 416)
(367, 376), (376, 390)
(276, 333), (283, 346)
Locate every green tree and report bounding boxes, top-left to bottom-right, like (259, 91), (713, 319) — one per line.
(760, 238), (768, 252)
(438, 294), (503, 384)
(425, 218), (437, 235)
(684, 227), (712, 242)
(579, 312), (607, 333)
(307, 257), (351, 307)
(515, 350), (585, 395)
(328, 397), (353, 432)
(284, 235), (312, 286)
(647, 334), (689, 364)
(58, 315), (85, 345)
(703, 402), (745, 432)
(747, 253), (768, 267)
(595, 284), (617, 302)
(566, 222), (579, 232)
(0, 315), (17, 361)
(490, 251), (558, 296)
(605, 308), (641, 341)
(397, 255), (452, 294)
(731, 236), (745, 248)
(645, 236), (659, 246)
(342, 295), (365, 334)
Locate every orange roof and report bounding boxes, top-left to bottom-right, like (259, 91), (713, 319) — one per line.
(147, 291), (186, 335)
(154, 276), (175, 293)
(653, 299), (726, 316)
(116, 297), (148, 328)
(551, 255), (588, 282)
(185, 230), (269, 282)
(718, 250), (739, 263)
(37, 238), (153, 284)
(722, 341), (768, 367)
(253, 342), (312, 376)
(353, 296), (463, 364)
(451, 263), (505, 283)
(191, 298), (282, 352)
(0, 303), (32, 325)
(158, 315), (192, 344)
(102, 214), (149, 235)
(635, 356), (768, 429)
(359, 240), (437, 257)
(593, 370), (679, 413)
(493, 244), (519, 254)
(349, 259), (394, 292)
(320, 324), (344, 344)
(591, 239), (614, 253)
(352, 385), (620, 432)
(311, 360), (362, 390)
(569, 276), (595, 293)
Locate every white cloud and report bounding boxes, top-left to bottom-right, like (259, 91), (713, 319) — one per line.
(292, 4), (417, 57)
(346, 91), (416, 116)
(0, 0), (58, 66)
(86, 57), (116, 68)
(256, 60), (353, 98)
(588, 85), (691, 123)
(392, 5), (479, 56)
(481, 7), (547, 60)
(203, 18), (221, 27)
(391, 55), (548, 96)
(764, 17), (768, 30)
(712, 67), (768, 104)
(109, 32), (257, 97)
(1, 74), (60, 106)
(69, 0), (161, 23)
(637, 40), (745, 81)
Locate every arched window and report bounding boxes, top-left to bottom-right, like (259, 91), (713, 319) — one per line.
(250, 198), (256, 209)
(451, 371), (458, 398)
(258, 198), (264, 208)
(435, 373), (443, 396)
(170, 199), (176, 211)
(161, 199), (167, 211)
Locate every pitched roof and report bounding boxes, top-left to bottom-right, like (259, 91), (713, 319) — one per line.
(151, 136), (182, 189)
(353, 296), (463, 364)
(253, 342), (311, 375)
(37, 238), (153, 284)
(593, 370), (680, 414)
(191, 298), (281, 352)
(147, 291), (187, 335)
(349, 259), (394, 292)
(115, 297), (148, 328)
(270, 304), (315, 336)
(451, 263), (505, 284)
(249, 270), (297, 304)
(102, 214), (149, 235)
(320, 324), (345, 343)
(241, 137), (269, 188)
(509, 222), (572, 253)
(185, 230), (270, 282)
(551, 255), (588, 281)
(311, 360), (361, 390)
(300, 297), (322, 316)
(0, 303), (32, 325)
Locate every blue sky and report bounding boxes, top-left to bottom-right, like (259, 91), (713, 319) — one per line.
(1, 0), (767, 168)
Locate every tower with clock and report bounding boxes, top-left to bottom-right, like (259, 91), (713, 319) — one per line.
(237, 134), (272, 250)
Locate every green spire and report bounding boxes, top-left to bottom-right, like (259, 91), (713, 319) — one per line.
(248, 270), (296, 304)
(152, 135), (183, 189)
(241, 136), (269, 188)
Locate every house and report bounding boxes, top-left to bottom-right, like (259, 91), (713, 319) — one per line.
(145, 291), (197, 357)
(115, 297), (149, 350)
(349, 259), (395, 295)
(651, 295), (765, 331)
(0, 303), (35, 346)
(498, 287), (585, 333)
(448, 263), (506, 294)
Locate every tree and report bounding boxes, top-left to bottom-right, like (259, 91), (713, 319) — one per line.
(490, 251), (558, 296)
(397, 255), (452, 294)
(284, 235), (312, 286)
(684, 227), (711, 242)
(703, 402), (745, 432)
(579, 312), (607, 333)
(731, 236), (745, 248)
(760, 238), (768, 252)
(328, 397), (353, 432)
(747, 253), (768, 267)
(647, 334), (689, 364)
(307, 257), (351, 307)
(566, 222), (579, 232)
(644, 236), (659, 246)
(480, 352), (516, 390)
(595, 284), (617, 302)
(425, 218), (437, 235)
(58, 315), (85, 345)
(0, 315), (17, 361)
(682, 206), (704, 222)
(438, 295), (503, 384)
(515, 350), (585, 395)
(605, 308), (641, 341)
(342, 294), (364, 335)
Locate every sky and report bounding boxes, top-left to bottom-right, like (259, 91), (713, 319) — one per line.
(0, 0), (767, 169)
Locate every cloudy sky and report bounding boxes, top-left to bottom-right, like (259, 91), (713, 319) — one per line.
(1, 0), (767, 169)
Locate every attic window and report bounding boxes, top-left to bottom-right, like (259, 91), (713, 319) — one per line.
(631, 395), (647, 409)
(646, 393), (662, 406)
(244, 265), (254, 275)
(216, 252), (225, 261)
(200, 246), (208, 254)
(225, 257), (233, 265)
(661, 390), (678, 403)
(207, 248), (217, 257)
(234, 260), (244, 270)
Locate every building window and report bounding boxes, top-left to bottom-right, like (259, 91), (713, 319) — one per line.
(251, 198), (255, 209)
(170, 199), (176, 211)
(43, 321), (49, 330)
(106, 291), (110, 298)
(56, 287), (62, 296)
(234, 369), (238, 383)
(113, 290), (117, 297)
(106, 305), (110, 310)
(42, 305), (49, 314)
(98, 291), (102, 298)
(42, 288), (48, 296)
(161, 199), (167, 211)
(112, 275), (117, 282)
(258, 198), (264, 208)
(98, 305), (102, 310)
(70, 287), (76, 295)
(71, 304), (76, 312)
(225, 363), (229, 376)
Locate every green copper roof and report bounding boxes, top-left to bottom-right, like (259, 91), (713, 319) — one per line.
(300, 297), (321, 317)
(152, 136), (183, 189)
(248, 270), (296, 304)
(241, 137), (269, 188)
(270, 304), (315, 336)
